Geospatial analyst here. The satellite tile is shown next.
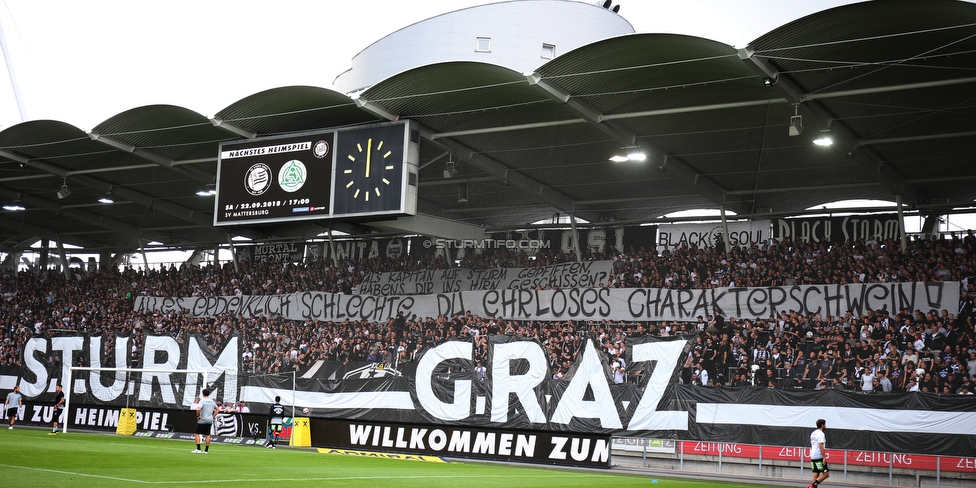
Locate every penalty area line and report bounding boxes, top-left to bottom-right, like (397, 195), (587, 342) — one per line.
(0, 464), (607, 485)
(148, 474), (576, 484)
(0, 463), (152, 484)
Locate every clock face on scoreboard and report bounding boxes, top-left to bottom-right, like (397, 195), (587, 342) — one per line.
(332, 123), (408, 217)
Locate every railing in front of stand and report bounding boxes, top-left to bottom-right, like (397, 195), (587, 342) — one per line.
(612, 438), (976, 487)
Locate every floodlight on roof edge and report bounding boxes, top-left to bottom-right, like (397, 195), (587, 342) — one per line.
(196, 183), (217, 196)
(444, 160), (457, 179)
(5, 193), (24, 211)
(609, 146), (646, 163)
(57, 178), (71, 199)
(813, 130), (833, 146)
(789, 105), (803, 137)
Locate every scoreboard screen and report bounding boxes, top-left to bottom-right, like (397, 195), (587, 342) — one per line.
(214, 131), (335, 226)
(214, 121), (418, 226)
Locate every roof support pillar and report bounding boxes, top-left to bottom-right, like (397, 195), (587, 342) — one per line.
(569, 209), (582, 263)
(896, 195), (907, 254)
(139, 241), (150, 272)
(98, 251), (111, 271)
(56, 240), (71, 280)
(228, 235), (240, 273)
(720, 205), (731, 254)
(38, 240), (49, 273)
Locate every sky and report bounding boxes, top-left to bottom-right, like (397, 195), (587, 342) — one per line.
(0, 0), (862, 131)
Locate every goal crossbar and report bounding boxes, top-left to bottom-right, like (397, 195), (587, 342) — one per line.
(63, 367), (208, 434)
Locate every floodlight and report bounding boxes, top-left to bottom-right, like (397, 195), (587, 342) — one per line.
(789, 115), (803, 136)
(610, 146), (646, 162)
(789, 105), (803, 136)
(57, 180), (71, 200)
(813, 130), (833, 146)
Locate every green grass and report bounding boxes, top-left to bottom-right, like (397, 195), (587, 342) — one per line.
(0, 428), (791, 487)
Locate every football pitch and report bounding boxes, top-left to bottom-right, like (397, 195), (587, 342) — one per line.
(0, 428), (792, 488)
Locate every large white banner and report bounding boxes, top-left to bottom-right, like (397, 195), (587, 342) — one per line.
(358, 261), (614, 295)
(135, 281), (958, 322)
(657, 220), (771, 251)
(15, 332), (974, 455)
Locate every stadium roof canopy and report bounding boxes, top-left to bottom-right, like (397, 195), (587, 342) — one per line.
(0, 0), (974, 255)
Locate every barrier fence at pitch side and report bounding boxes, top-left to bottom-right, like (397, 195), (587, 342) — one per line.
(612, 438), (976, 486)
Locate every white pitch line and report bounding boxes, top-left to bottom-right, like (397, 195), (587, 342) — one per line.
(0, 464), (151, 484)
(2, 463), (612, 485)
(148, 474), (583, 484)
(44, 436), (194, 452)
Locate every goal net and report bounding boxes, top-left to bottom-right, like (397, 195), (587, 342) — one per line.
(64, 366), (208, 433)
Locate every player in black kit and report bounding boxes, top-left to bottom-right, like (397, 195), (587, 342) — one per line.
(267, 396), (285, 448)
(50, 384), (65, 435)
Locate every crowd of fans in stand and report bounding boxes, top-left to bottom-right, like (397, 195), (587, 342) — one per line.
(1, 232), (975, 396)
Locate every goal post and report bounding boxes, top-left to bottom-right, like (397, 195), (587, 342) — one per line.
(64, 366), (208, 434)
